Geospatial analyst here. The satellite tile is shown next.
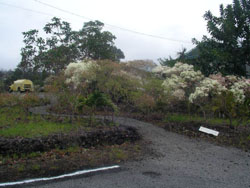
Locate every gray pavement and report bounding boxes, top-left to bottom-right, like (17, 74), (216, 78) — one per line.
(20, 117), (250, 188)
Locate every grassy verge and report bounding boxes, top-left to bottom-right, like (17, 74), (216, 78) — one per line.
(164, 113), (250, 127)
(0, 106), (94, 138)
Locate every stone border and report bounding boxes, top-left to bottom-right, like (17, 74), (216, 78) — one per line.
(0, 126), (140, 155)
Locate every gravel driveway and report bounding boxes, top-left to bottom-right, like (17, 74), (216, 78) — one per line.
(16, 115), (249, 188)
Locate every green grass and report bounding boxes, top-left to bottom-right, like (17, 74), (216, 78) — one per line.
(165, 114), (203, 123)
(0, 107), (26, 128)
(164, 113), (249, 126)
(0, 106), (90, 138)
(0, 121), (75, 138)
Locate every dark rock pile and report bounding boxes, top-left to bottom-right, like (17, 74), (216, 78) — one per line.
(0, 126), (140, 155)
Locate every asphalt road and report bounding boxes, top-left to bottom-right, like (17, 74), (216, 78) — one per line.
(16, 116), (250, 188)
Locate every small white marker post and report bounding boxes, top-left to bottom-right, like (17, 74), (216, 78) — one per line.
(199, 126), (219, 136)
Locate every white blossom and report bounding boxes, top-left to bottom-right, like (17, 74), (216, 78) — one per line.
(65, 60), (99, 88)
(162, 62), (194, 77)
(189, 78), (227, 103)
(152, 65), (164, 73)
(229, 80), (250, 103)
(180, 70), (204, 82)
(172, 89), (186, 101)
(161, 62), (203, 100)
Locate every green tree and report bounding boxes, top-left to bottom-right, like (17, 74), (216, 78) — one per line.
(193, 0), (250, 76)
(18, 17), (125, 81)
(78, 21), (124, 61)
(158, 56), (177, 67)
(19, 17), (79, 74)
(158, 48), (187, 67)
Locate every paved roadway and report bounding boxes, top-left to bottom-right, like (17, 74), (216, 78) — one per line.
(16, 117), (250, 188)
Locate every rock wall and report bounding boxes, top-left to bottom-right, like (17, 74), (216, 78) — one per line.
(0, 126), (140, 155)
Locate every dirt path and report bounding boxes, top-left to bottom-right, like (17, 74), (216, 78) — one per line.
(25, 106), (250, 188)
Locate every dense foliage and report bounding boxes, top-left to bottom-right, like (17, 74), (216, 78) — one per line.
(19, 17), (124, 75)
(193, 0), (250, 76)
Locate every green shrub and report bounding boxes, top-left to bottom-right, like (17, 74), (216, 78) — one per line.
(77, 91), (118, 125)
(212, 91), (250, 128)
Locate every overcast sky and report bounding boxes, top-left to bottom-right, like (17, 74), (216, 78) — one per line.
(0, 0), (233, 70)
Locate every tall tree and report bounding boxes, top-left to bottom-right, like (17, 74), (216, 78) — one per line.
(18, 17), (125, 77)
(78, 21), (124, 61)
(193, 0), (250, 76)
(19, 17), (79, 74)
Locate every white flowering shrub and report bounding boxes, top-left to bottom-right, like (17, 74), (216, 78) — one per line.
(180, 69), (204, 83)
(162, 62), (194, 77)
(229, 79), (250, 103)
(153, 62), (250, 123)
(64, 60), (99, 88)
(187, 77), (227, 119)
(172, 89), (186, 101)
(162, 75), (186, 91)
(156, 62), (249, 104)
(189, 78), (227, 103)
(152, 65), (164, 74)
(209, 74), (250, 104)
(160, 62), (204, 101)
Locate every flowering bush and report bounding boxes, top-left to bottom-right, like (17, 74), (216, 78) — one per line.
(162, 62), (195, 77)
(152, 65), (164, 74)
(65, 60), (99, 88)
(229, 79), (250, 103)
(160, 62), (204, 102)
(162, 75), (186, 91)
(172, 89), (186, 101)
(209, 74), (250, 103)
(156, 62), (249, 105)
(50, 60), (146, 114)
(189, 78), (227, 103)
(154, 62), (250, 124)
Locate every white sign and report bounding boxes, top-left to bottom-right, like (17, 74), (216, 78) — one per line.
(199, 126), (219, 136)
